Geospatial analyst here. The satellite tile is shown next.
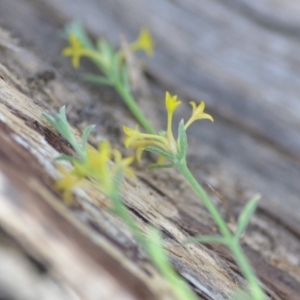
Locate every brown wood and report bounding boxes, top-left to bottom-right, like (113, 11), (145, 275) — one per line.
(0, 0), (299, 299)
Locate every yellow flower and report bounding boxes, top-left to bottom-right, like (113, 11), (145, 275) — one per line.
(62, 34), (95, 68)
(124, 124), (171, 161)
(112, 149), (135, 178)
(184, 101), (214, 129)
(130, 28), (154, 57)
(124, 92), (213, 161)
(165, 92), (181, 153)
(123, 92), (180, 161)
(79, 141), (113, 192)
(55, 141), (135, 201)
(55, 166), (84, 203)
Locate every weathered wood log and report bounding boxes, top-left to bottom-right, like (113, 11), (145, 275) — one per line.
(0, 0), (299, 299)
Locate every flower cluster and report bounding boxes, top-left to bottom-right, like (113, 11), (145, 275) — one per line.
(62, 34), (96, 68)
(123, 92), (213, 163)
(62, 28), (154, 69)
(55, 141), (134, 202)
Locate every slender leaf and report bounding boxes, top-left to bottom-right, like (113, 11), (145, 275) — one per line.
(81, 125), (95, 151)
(147, 228), (175, 278)
(43, 106), (85, 160)
(42, 113), (56, 127)
(42, 105), (68, 135)
(147, 228), (197, 300)
(148, 163), (174, 170)
(83, 73), (112, 85)
(54, 154), (77, 162)
(121, 65), (130, 91)
(64, 21), (94, 49)
(59, 105), (68, 123)
(97, 39), (114, 60)
(158, 130), (166, 136)
(144, 146), (174, 161)
(177, 119), (187, 159)
(235, 194), (261, 239)
(111, 52), (121, 79)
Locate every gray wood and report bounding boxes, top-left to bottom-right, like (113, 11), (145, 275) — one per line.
(0, 0), (300, 299)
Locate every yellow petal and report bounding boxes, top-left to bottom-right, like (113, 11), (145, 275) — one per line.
(130, 28), (154, 57)
(165, 92), (181, 148)
(165, 92), (181, 114)
(69, 34), (82, 48)
(184, 101), (213, 129)
(112, 149), (135, 178)
(55, 166), (82, 203)
(136, 146), (144, 162)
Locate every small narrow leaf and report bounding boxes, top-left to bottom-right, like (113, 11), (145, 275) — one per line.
(81, 125), (95, 151)
(146, 228), (198, 300)
(64, 21), (94, 49)
(54, 154), (77, 162)
(42, 113), (56, 127)
(59, 105), (68, 123)
(43, 106), (84, 160)
(42, 105), (68, 134)
(235, 194), (261, 239)
(83, 73), (112, 85)
(158, 130), (166, 136)
(144, 146), (174, 161)
(97, 39), (114, 61)
(148, 163), (174, 170)
(184, 235), (226, 245)
(177, 119), (187, 158)
(121, 65), (130, 91)
(97, 39), (111, 53)
(111, 53), (121, 79)
(146, 228), (174, 277)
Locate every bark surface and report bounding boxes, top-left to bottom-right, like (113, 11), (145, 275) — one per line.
(0, 0), (299, 299)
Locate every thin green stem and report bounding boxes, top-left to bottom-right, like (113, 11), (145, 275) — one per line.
(177, 159), (231, 238)
(230, 241), (266, 300)
(114, 80), (156, 134)
(68, 136), (85, 161)
(177, 158), (266, 300)
(109, 191), (147, 250)
(91, 55), (155, 134)
(109, 191), (198, 300)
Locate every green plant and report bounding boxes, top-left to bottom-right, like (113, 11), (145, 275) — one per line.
(43, 107), (198, 300)
(55, 23), (266, 299)
(124, 92), (266, 300)
(62, 22), (155, 134)
(43, 105), (94, 161)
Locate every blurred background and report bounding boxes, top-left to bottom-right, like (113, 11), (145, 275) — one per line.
(0, 0), (300, 298)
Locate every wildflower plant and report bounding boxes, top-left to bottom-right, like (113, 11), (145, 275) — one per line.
(43, 105), (94, 161)
(43, 106), (134, 199)
(56, 24), (267, 300)
(124, 92), (267, 300)
(124, 92), (213, 166)
(62, 22), (155, 134)
(43, 107), (198, 300)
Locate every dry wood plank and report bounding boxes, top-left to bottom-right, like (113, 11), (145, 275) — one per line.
(0, 0), (300, 299)
(0, 70), (240, 298)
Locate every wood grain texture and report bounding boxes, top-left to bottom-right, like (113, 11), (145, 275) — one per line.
(0, 0), (300, 299)
(0, 72), (240, 299)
